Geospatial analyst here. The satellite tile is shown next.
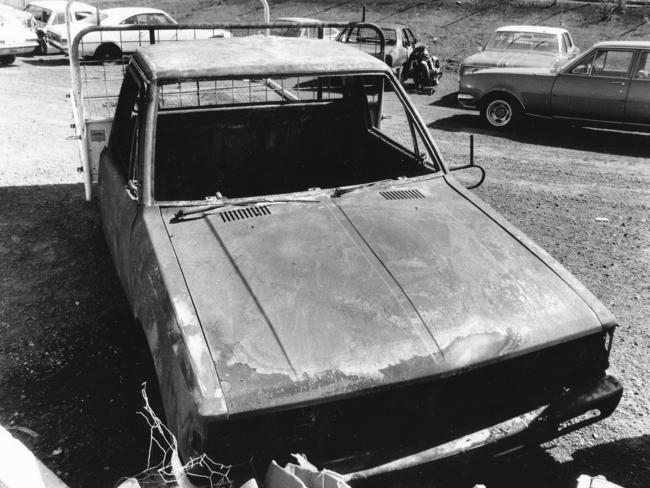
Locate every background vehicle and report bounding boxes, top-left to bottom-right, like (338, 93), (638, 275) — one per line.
(460, 25), (580, 78)
(458, 40), (650, 131)
(0, 8), (39, 65)
(337, 23), (419, 77)
(0, 3), (36, 31)
(275, 17), (340, 40)
(68, 22), (621, 481)
(24, 0), (96, 54)
(47, 7), (231, 58)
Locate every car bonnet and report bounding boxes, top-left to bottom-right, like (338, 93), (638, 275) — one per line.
(161, 176), (607, 416)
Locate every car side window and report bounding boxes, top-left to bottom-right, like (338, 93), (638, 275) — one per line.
(148, 13), (173, 25)
(110, 72), (141, 177)
(122, 14), (147, 25)
(563, 33), (573, 49)
(407, 29), (417, 44)
(570, 52), (596, 75)
(52, 11), (66, 25)
(75, 11), (93, 21)
(592, 50), (634, 78)
(635, 52), (650, 79)
(401, 29), (409, 47)
(561, 35), (568, 55)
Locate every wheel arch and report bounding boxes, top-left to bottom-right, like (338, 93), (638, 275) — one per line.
(478, 89), (527, 114)
(93, 41), (122, 58)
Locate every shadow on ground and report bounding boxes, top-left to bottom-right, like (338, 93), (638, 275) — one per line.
(429, 113), (650, 158)
(21, 56), (70, 68)
(0, 183), (162, 488)
(367, 436), (650, 488)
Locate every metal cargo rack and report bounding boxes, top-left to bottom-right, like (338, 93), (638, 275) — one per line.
(67, 19), (386, 200)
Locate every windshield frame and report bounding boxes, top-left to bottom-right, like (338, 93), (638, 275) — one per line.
(146, 70), (444, 207)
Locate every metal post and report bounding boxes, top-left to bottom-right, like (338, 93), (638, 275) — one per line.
(470, 134), (474, 166)
(362, 5), (366, 22)
(66, 0), (92, 200)
(259, 0), (270, 23)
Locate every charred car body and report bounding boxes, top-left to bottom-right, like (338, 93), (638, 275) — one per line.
(72, 26), (622, 479)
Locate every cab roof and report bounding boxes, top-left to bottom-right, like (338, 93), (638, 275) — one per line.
(496, 25), (568, 35)
(593, 40), (650, 49)
(132, 36), (389, 82)
(25, 0), (94, 10)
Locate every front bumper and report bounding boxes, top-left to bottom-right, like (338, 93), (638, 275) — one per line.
(341, 374), (623, 481)
(0, 42), (39, 56)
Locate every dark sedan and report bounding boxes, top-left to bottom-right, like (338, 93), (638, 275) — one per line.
(458, 40), (650, 130)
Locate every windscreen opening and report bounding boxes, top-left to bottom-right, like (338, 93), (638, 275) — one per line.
(486, 31), (558, 53)
(153, 74), (436, 202)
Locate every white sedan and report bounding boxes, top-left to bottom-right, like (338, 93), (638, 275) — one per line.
(47, 7), (231, 59)
(0, 9), (39, 65)
(275, 17), (340, 41)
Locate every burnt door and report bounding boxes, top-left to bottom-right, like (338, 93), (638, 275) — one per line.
(625, 51), (650, 127)
(551, 49), (634, 123)
(97, 69), (143, 293)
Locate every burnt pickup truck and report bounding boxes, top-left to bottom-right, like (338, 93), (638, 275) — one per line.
(69, 24), (622, 481)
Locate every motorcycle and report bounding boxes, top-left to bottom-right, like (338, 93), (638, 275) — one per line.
(403, 44), (443, 95)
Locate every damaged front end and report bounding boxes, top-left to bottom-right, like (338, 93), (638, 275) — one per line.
(203, 330), (621, 480)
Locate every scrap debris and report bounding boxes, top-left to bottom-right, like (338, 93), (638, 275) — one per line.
(577, 475), (624, 488)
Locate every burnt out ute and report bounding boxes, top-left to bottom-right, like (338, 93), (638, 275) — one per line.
(70, 26), (622, 480)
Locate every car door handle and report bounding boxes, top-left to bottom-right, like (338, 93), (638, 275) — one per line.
(610, 81), (626, 86)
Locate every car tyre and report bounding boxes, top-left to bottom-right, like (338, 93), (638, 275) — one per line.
(0, 55), (16, 66)
(480, 94), (522, 130)
(94, 43), (122, 61)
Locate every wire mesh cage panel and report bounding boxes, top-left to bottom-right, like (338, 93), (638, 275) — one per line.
(71, 23), (384, 122)
(68, 22), (385, 200)
(158, 76), (346, 110)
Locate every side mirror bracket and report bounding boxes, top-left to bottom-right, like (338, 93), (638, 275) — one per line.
(449, 135), (486, 189)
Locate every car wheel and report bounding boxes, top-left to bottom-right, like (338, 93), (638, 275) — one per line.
(0, 55), (16, 66)
(481, 94), (522, 130)
(94, 43), (122, 61)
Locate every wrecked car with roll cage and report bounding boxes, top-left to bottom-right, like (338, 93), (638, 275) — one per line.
(92, 33), (622, 480)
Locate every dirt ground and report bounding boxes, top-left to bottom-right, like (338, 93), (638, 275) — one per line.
(0, 1), (649, 487)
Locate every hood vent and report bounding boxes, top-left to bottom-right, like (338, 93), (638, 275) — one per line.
(219, 206), (271, 223)
(379, 189), (425, 200)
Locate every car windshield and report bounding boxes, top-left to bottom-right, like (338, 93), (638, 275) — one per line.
(25, 5), (51, 25)
(124, 73), (437, 203)
(486, 31), (558, 53)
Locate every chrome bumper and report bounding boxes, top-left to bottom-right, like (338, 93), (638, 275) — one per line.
(0, 42), (39, 56)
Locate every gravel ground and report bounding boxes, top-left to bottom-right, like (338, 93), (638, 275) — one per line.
(0, 14), (648, 488)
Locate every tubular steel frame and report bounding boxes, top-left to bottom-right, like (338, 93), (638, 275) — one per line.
(67, 15), (386, 200)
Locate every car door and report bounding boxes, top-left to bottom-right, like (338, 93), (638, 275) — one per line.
(624, 51), (650, 127)
(97, 69), (143, 288)
(397, 28), (412, 64)
(551, 48), (634, 123)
